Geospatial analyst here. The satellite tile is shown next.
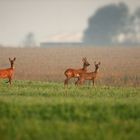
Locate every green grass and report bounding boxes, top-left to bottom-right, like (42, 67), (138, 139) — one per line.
(0, 80), (140, 140)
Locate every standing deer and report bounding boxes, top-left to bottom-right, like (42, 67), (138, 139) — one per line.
(0, 57), (16, 85)
(76, 61), (101, 86)
(64, 57), (90, 86)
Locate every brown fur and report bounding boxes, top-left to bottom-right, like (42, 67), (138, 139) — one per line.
(0, 58), (16, 84)
(76, 61), (101, 86)
(64, 57), (90, 86)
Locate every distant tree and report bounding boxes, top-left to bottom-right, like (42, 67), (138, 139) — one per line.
(119, 7), (140, 46)
(135, 7), (140, 18)
(23, 32), (36, 47)
(83, 2), (140, 46)
(82, 3), (129, 46)
(134, 7), (140, 37)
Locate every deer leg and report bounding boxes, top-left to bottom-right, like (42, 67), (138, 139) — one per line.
(78, 79), (84, 85)
(75, 78), (80, 86)
(6, 80), (10, 83)
(64, 77), (70, 86)
(7, 77), (12, 85)
(6, 78), (10, 84)
(75, 77), (84, 86)
(8, 77), (12, 85)
(92, 79), (95, 86)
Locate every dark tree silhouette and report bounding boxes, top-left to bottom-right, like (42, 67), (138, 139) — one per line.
(82, 3), (132, 46)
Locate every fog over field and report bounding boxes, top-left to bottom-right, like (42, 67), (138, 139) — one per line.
(0, 0), (140, 46)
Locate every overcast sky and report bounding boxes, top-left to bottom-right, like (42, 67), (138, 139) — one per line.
(0, 0), (139, 46)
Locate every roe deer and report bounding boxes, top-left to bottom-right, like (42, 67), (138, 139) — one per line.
(0, 57), (16, 85)
(64, 57), (90, 86)
(76, 61), (101, 86)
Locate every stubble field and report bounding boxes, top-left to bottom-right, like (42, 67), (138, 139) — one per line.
(0, 46), (140, 86)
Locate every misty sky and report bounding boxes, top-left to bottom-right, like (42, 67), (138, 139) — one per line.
(0, 0), (139, 46)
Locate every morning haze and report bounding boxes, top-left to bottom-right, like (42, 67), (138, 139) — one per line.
(0, 1), (140, 139)
(0, 0), (140, 46)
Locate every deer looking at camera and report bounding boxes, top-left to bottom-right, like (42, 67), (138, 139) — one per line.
(64, 57), (90, 86)
(76, 61), (101, 86)
(0, 57), (16, 85)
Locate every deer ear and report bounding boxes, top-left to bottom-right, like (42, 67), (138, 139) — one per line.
(98, 62), (101, 65)
(9, 58), (11, 61)
(13, 57), (16, 61)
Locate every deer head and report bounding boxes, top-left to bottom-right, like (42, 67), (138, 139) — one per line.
(82, 57), (90, 67)
(94, 61), (101, 72)
(9, 57), (16, 68)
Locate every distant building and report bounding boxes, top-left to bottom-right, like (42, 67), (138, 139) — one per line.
(40, 42), (86, 47)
